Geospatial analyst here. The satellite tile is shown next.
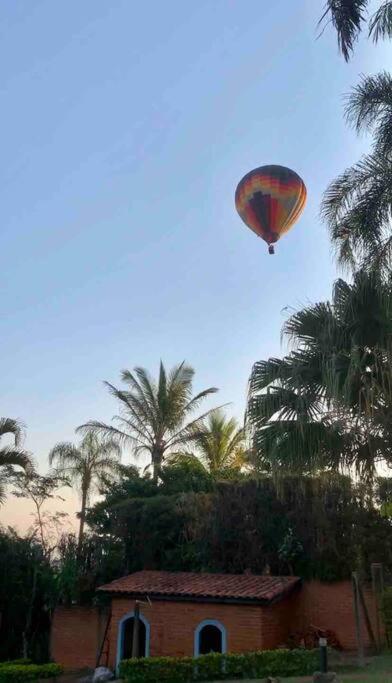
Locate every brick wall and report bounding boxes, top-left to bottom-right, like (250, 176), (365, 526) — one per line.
(260, 591), (299, 649)
(51, 606), (108, 670)
(107, 598), (264, 668)
(294, 580), (379, 650)
(51, 580), (381, 670)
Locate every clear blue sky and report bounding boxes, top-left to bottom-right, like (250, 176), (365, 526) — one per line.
(1, 0), (389, 476)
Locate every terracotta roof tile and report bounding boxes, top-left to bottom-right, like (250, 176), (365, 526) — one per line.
(98, 570), (300, 604)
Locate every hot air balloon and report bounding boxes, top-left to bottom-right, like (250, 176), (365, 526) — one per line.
(235, 165), (307, 254)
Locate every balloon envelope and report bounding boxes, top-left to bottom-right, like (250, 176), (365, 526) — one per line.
(235, 165), (307, 252)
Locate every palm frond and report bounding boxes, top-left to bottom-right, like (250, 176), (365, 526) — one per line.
(0, 447), (32, 471)
(282, 303), (336, 351)
(249, 357), (294, 394)
(165, 404), (228, 449)
(253, 419), (345, 473)
(181, 387), (219, 417)
(76, 420), (144, 449)
(318, 0), (368, 61)
(322, 152), (392, 270)
(0, 418), (23, 446)
(175, 411), (246, 473)
(49, 442), (81, 468)
(165, 361), (195, 427)
(120, 369), (158, 429)
(346, 72), (392, 154)
(103, 381), (156, 438)
(248, 387), (323, 426)
(0, 481), (5, 505)
(369, 1), (392, 41)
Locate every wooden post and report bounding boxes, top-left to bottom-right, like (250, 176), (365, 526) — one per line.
(96, 609), (112, 667)
(352, 572), (365, 667)
(131, 602), (140, 659)
(358, 583), (377, 651)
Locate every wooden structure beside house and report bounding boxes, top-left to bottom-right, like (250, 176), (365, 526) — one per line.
(51, 570), (379, 672)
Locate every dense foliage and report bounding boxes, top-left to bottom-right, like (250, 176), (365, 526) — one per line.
(85, 470), (392, 583)
(119, 649), (318, 682)
(0, 530), (56, 662)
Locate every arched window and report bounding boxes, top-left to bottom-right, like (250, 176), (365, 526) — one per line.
(194, 619), (227, 656)
(116, 611), (150, 673)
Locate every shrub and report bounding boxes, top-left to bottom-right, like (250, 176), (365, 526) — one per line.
(0, 663), (63, 681)
(119, 648), (318, 682)
(0, 660), (32, 667)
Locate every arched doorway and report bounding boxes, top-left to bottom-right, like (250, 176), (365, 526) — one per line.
(194, 619), (227, 656)
(122, 616), (146, 658)
(116, 612), (150, 672)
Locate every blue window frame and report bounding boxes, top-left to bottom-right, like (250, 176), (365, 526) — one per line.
(194, 619), (227, 656)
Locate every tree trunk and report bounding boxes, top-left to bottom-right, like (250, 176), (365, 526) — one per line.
(23, 558), (38, 658)
(151, 448), (164, 485)
(36, 506), (46, 554)
(77, 486), (88, 557)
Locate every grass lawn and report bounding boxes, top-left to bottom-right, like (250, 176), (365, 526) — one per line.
(208, 653), (392, 683)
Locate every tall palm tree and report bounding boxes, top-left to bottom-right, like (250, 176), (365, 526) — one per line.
(247, 271), (392, 479)
(171, 411), (246, 476)
(319, 1), (392, 61)
(322, 72), (392, 272)
(77, 361), (220, 483)
(49, 432), (121, 554)
(0, 418), (31, 503)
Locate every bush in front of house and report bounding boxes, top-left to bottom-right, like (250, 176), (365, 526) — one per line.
(119, 648), (318, 682)
(0, 662), (63, 681)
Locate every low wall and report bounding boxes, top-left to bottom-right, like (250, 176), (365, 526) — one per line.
(296, 580), (379, 650)
(51, 605), (109, 670)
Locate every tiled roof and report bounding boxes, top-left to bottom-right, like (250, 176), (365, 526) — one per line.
(98, 570), (300, 605)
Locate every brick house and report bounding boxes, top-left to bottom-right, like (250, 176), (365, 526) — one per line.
(51, 570), (378, 672)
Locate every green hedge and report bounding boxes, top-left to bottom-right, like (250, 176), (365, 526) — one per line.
(0, 663), (63, 681)
(119, 649), (318, 682)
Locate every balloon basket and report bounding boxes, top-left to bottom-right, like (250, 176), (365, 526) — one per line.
(268, 245), (275, 255)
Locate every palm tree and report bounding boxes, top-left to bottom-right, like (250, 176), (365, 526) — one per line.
(0, 418), (31, 503)
(322, 72), (392, 272)
(171, 411), (246, 476)
(247, 271), (392, 479)
(319, 1), (392, 61)
(77, 361), (220, 483)
(49, 432), (121, 554)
